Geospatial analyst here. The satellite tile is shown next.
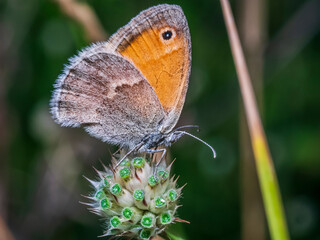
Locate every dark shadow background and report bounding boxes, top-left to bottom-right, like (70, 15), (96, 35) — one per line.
(1, 0), (320, 239)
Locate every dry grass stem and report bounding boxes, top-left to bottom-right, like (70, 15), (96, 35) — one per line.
(0, 217), (15, 240)
(55, 0), (107, 42)
(220, 0), (290, 239)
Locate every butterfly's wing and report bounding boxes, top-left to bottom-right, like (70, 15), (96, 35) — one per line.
(107, 4), (191, 133)
(50, 43), (166, 149)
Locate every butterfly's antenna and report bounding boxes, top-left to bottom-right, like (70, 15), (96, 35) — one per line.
(176, 130), (217, 158)
(174, 125), (200, 132)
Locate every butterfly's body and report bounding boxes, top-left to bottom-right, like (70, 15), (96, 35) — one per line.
(51, 4), (191, 152)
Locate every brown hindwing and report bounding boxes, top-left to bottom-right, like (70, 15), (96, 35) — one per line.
(50, 43), (165, 148)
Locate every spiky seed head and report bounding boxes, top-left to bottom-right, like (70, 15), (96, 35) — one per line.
(83, 152), (185, 239)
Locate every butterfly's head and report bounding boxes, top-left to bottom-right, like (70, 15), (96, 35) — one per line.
(163, 131), (185, 147)
(140, 131), (184, 150)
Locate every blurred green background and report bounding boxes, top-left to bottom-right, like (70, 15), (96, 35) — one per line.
(1, 0), (319, 239)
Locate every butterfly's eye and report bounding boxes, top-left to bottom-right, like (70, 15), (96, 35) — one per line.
(162, 30), (172, 40)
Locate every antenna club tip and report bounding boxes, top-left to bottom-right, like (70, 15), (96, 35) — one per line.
(213, 150), (217, 159)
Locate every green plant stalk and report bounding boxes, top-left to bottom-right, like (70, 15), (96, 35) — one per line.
(253, 133), (289, 240)
(220, 0), (290, 239)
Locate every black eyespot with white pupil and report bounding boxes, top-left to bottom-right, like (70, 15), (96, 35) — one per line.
(162, 30), (173, 40)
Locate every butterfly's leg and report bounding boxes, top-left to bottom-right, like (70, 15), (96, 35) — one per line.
(112, 147), (121, 157)
(114, 142), (144, 169)
(147, 148), (167, 180)
(151, 146), (158, 162)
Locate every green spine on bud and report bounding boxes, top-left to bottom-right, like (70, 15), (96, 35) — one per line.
(133, 189), (145, 201)
(160, 211), (172, 225)
(132, 157), (145, 168)
(148, 176), (158, 187)
(140, 229), (152, 239)
(154, 196), (166, 208)
(140, 213), (155, 228)
(100, 198), (111, 209)
(119, 167), (131, 179)
(122, 207), (134, 220)
(110, 216), (121, 228)
(168, 189), (178, 202)
(110, 183), (122, 196)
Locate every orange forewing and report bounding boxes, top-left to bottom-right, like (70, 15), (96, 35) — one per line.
(118, 27), (190, 114)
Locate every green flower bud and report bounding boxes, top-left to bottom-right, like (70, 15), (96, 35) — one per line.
(119, 167), (131, 179)
(158, 170), (169, 181)
(103, 179), (110, 188)
(120, 158), (131, 167)
(132, 157), (145, 168)
(122, 207), (134, 219)
(95, 190), (105, 200)
(154, 196), (166, 208)
(140, 229), (152, 239)
(140, 212), (155, 228)
(133, 189), (145, 201)
(110, 216), (121, 228)
(148, 176), (158, 187)
(160, 211), (172, 225)
(167, 189), (178, 202)
(110, 183), (122, 196)
(100, 198), (111, 210)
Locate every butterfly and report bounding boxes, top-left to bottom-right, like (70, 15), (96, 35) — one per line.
(50, 4), (216, 166)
